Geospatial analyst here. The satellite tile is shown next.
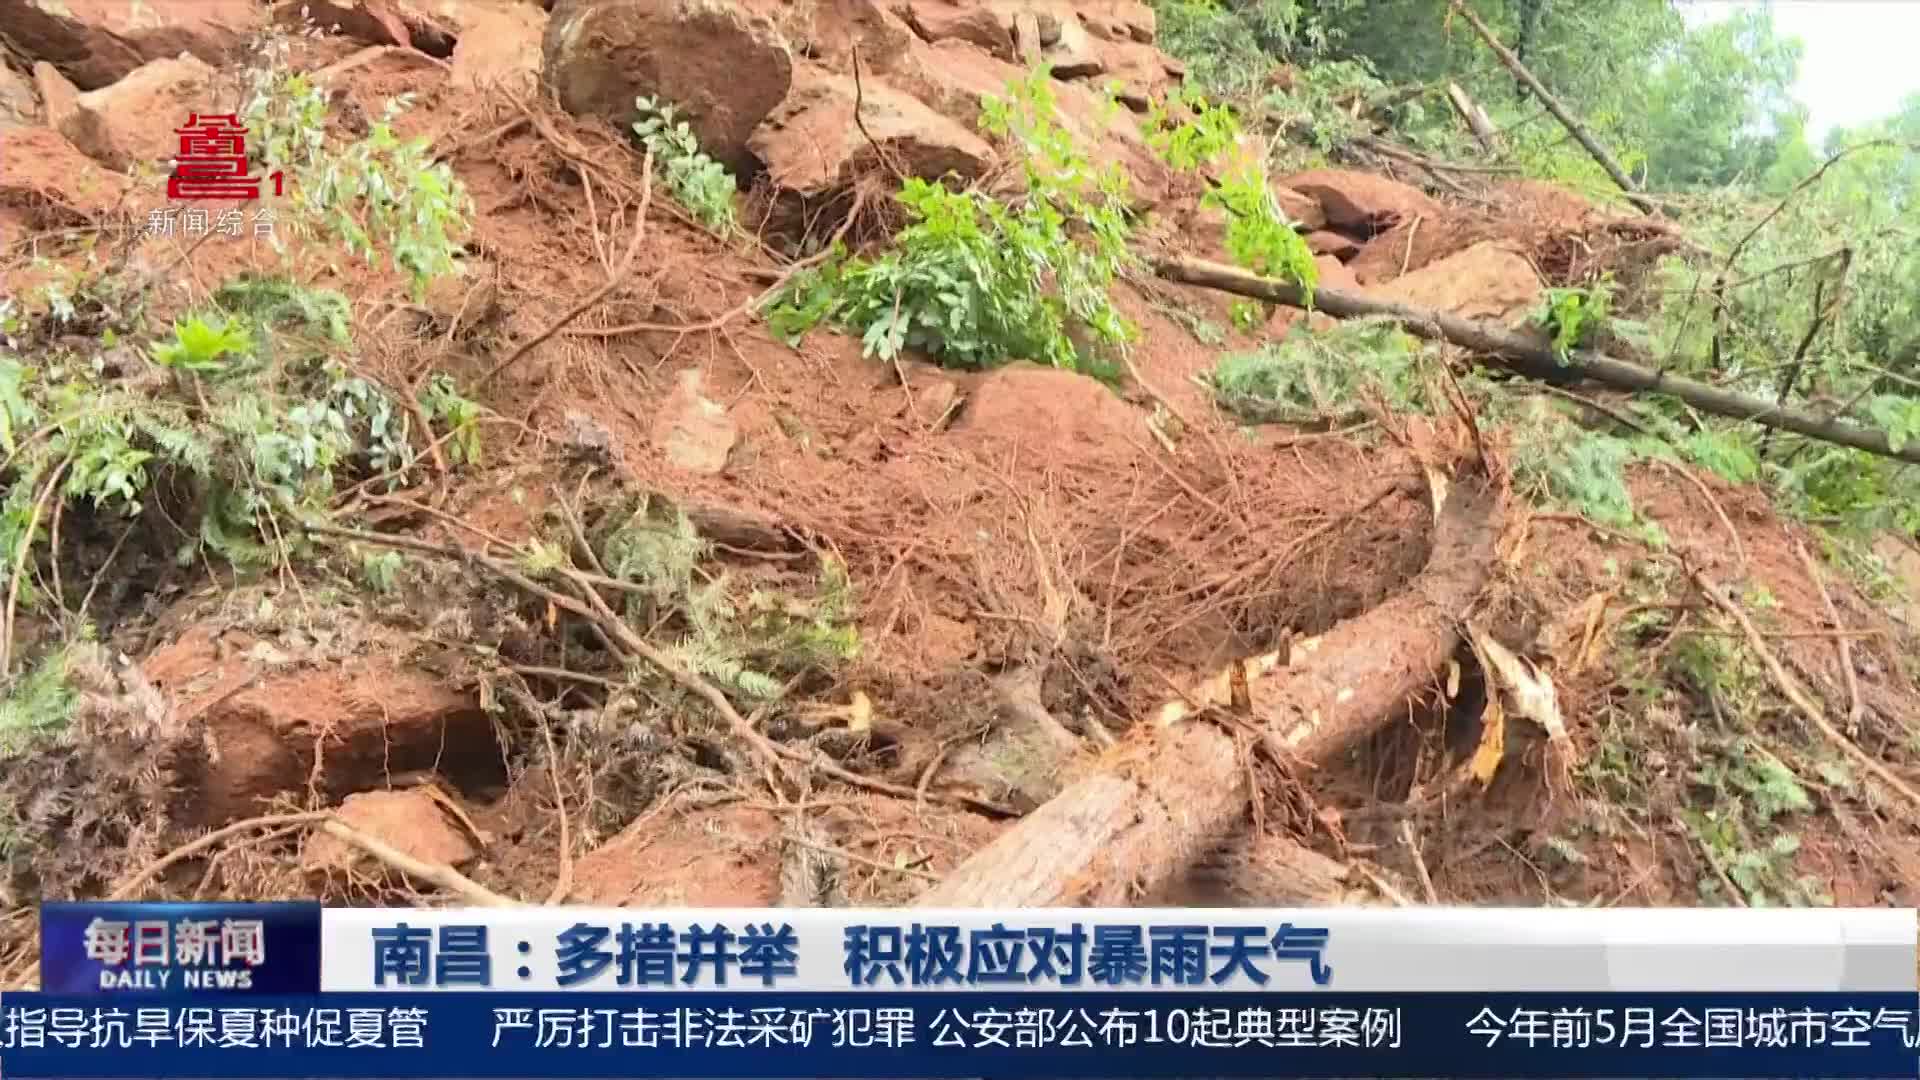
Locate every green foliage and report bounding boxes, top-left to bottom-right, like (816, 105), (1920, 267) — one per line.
(1261, 59), (1392, 154)
(1530, 280), (1613, 360)
(0, 277), (486, 632)
(632, 95), (738, 234)
(769, 67), (1135, 376)
(150, 316), (255, 374)
(1204, 165), (1319, 289)
(1207, 319), (1423, 423)
(1511, 421), (1642, 528)
(1151, 0), (1336, 99)
(1142, 86), (1317, 289)
(1144, 87), (1242, 170)
(422, 373), (484, 467)
(1684, 738), (1827, 907)
(1638, 111), (1920, 538)
(1680, 428), (1759, 486)
(245, 65), (472, 300)
(360, 550), (406, 595)
(216, 275), (353, 348)
(1868, 394), (1920, 455)
(594, 501), (859, 702)
(0, 647), (76, 758)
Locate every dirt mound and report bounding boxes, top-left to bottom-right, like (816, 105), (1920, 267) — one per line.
(143, 622), (501, 827)
(1343, 176), (1695, 290)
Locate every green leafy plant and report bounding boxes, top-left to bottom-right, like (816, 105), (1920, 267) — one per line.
(768, 67), (1136, 375)
(246, 64), (472, 300)
(421, 373), (483, 467)
(0, 647), (77, 757)
(593, 501), (859, 701)
(150, 316), (255, 374)
(1532, 280), (1616, 360)
(0, 276), (485, 627)
(1144, 86), (1242, 170)
(1203, 161), (1318, 289)
(1868, 394), (1920, 454)
(632, 95), (738, 234)
(1141, 83), (1316, 291)
(360, 550), (406, 594)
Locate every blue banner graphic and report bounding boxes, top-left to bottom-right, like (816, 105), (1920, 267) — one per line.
(0, 991), (1914, 1078)
(39, 902), (322, 995)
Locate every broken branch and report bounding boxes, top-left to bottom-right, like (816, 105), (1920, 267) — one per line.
(1447, 0), (1654, 213)
(1152, 256), (1920, 465)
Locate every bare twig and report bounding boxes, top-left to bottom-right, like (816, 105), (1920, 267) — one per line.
(1794, 539), (1865, 733)
(783, 834), (940, 882)
(1761, 250), (1849, 458)
(1397, 821), (1440, 903)
(109, 812), (336, 900)
(568, 189), (866, 340)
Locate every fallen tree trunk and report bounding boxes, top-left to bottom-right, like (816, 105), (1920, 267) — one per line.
(913, 465), (1504, 906)
(1447, 0), (1655, 215)
(1153, 256), (1920, 466)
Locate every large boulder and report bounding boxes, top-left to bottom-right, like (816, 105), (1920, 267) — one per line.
(0, 0), (258, 90)
(751, 64), (994, 197)
(301, 789), (478, 874)
(543, 0), (793, 173)
(791, 0), (918, 70)
(892, 0), (1014, 61)
(985, 0), (1154, 45)
(448, 0), (547, 91)
(52, 54), (215, 172)
(0, 62), (36, 130)
(952, 363), (1142, 455)
(1280, 167), (1440, 235)
(1368, 240), (1541, 326)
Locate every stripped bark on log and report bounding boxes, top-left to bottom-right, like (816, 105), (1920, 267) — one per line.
(1152, 256), (1920, 466)
(913, 464), (1505, 906)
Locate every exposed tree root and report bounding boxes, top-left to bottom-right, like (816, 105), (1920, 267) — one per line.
(913, 454), (1508, 906)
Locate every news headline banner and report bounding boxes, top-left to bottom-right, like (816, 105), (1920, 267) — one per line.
(0, 991), (1916, 1078)
(38, 904), (1919, 994)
